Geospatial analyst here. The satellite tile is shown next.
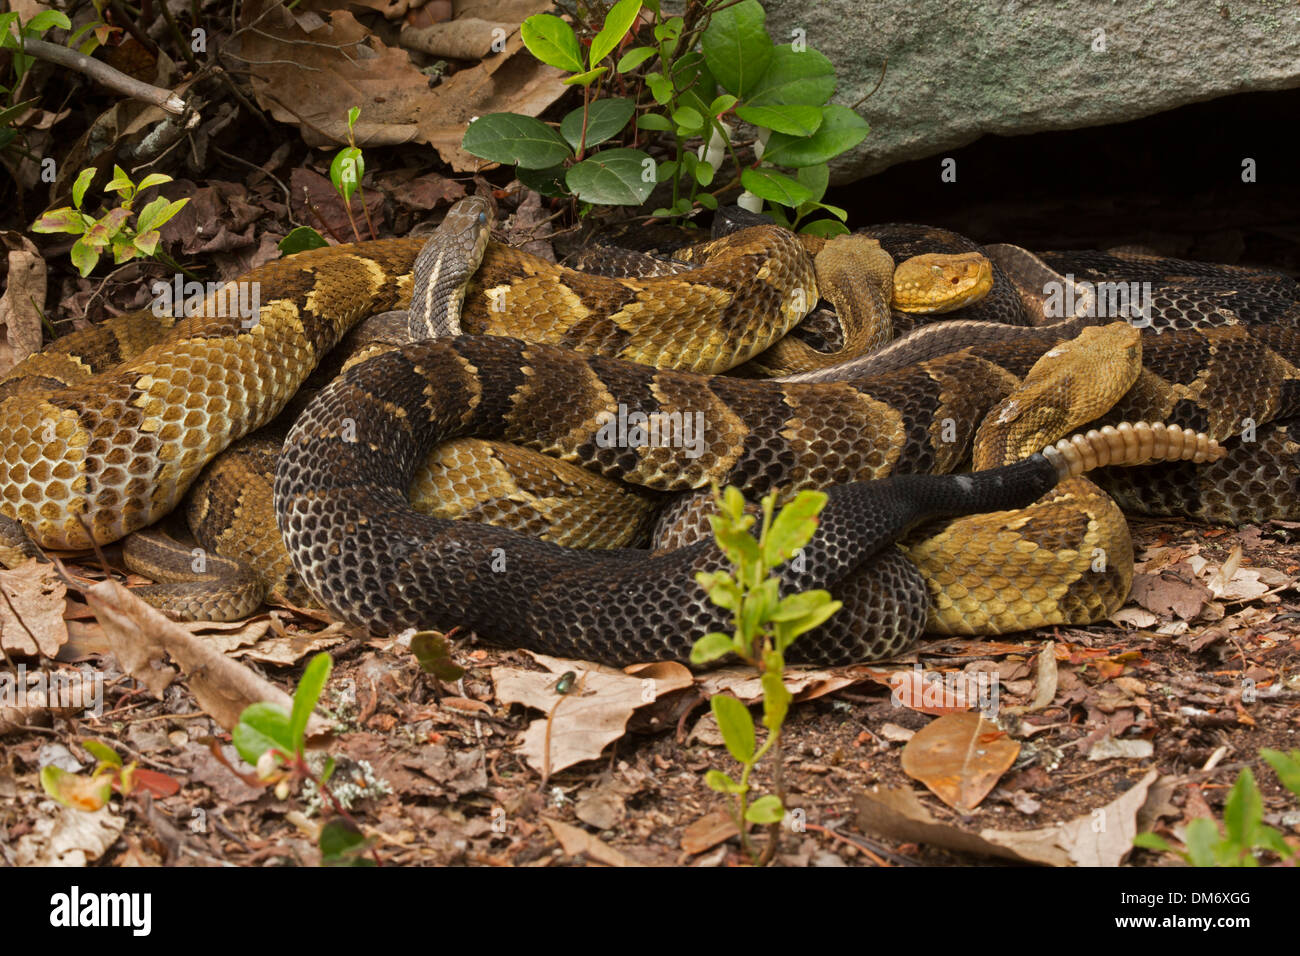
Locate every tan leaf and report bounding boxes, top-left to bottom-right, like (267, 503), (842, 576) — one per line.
(543, 817), (644, 867)
(0, 561), (69, 657)
(0, 232), (46, 375)
(900, 712), (1019, 811)
(83, 578), (333, 734)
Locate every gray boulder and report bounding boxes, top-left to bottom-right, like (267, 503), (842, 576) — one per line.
(761, 0), (1300, 180)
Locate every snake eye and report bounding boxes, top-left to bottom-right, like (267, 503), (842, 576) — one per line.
(478, 212), (487, 224)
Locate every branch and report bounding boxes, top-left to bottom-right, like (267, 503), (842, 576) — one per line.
(20, 38), (186, 114)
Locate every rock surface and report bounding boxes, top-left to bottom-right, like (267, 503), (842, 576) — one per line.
(761, 0), (1300, 181)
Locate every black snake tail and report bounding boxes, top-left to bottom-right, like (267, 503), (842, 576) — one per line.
(275, 335), (1066, 665)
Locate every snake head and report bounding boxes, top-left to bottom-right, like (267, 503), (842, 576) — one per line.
(973, 322), (1143, 468)
(892, 252), (994, 314)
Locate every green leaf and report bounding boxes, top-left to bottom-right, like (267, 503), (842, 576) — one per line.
(516, 164), (569, 198)
(1184, 817), (1221, 867)
(30, 206), (86, 235)
(134, 196), (188, 236)
(762, 105), (869, 169)
(520, 13), (585, 72)
(709, 94), (739, 116)
(40, 765), (113, 811)
(700, 0), (772, 97)
(704, 769), (744, 794)
(697, 193), (718, 211)
(711, 694), (755, 764)
(672, 107), (705, 137)
(563, 66), (609, 87)
(1260, 748), (1300, 799)
(111, 235), (141, 265)
(23, 10), (72, 34)
(83, 207), (131, 248)
(1132, 832), (1174, 853)
(232, 701), (295, 767)
(714, 523), (761, 568)
(0, 97), (39, 128)
(690, 631), (737, 665)
(741, 167), (814, 208)
(560, 97), (636, 150)
(696, 569), (740, 611)
(799, 217), (850, 238)
(409, 631), (466, 682)
(796, 164), (830, 203)
(745, 45), (837, 107)
(329, 147), (364, 201)
(134, 173), (173, 194)
(617, 46), (656, 73)
(636, 112), (672, 131)
(773, 595), (841, 650)
(1223, 768), (1262, 846)
(347, 106), (361, 131)
(645, 72), (673, 105)
(289, 652), (331, 752)
(132, 231), (160, 256)
(104, 164), (134, 196)
(462, 113), (572, 169)
(71, 167), (96, 210)
(70, 237), (98, 277)
(278, 226), (329, 255)
(744, 794), (785, 824)
(760, 667), (791, 731)
(82, 739), (122, 768)
(319, 818), (376, 866)
(589, 0), (642, 68)
(694, 159), (715, 187)
(564, 148), (656, 205)
(764, 490), (827, 564)
(734, 104), (823, 137)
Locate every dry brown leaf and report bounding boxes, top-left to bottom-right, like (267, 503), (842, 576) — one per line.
(0, 666), (96, 735)
(492, 653), (693, 774)
(236, 0), (565, 165)
(1003, 641), (1058, 715)
(0, 232), (46, 375)
(856, 770), (1158, 866)
(13, 804), (125, 866)
(1130, 566), (1212, 620)
(900, 712), (1019, 811)
(543, 817), (644, 867)
(0, 561), (69, 657)
(83, 578), (333, 734)
(681, 809), (740, 855)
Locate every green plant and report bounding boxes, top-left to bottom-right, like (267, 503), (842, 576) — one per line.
(41, 739), (181, 811)
(691, 485), (842, 862)
(30, 165), (189, 276)
(230, 652), (377, 865)
(462, 0), (863, 231)
(1134, 749), (1300, 866)
(327, 106), (375, 241)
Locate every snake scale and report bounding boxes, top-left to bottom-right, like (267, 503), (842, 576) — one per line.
(3, 196), (1299, 665)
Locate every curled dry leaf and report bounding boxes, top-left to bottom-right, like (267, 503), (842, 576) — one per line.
(855, 770), (1158, 866)
(83, 578), (333, 734)
(900, 712), (1020, 812)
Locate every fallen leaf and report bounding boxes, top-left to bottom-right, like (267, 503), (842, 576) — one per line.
(0, 561), (69, 657)
(0, 232), (46, 375)
(681, 809), (740, 855)
(543, 817), (644, 867)
(83, 577), (333, 734)
(855, 770), (1158, 866)
(13, 803), (125, 866)
(900, 712), (1019, 811)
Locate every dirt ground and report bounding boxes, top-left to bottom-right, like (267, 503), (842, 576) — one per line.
(2, 511), (1297, 868)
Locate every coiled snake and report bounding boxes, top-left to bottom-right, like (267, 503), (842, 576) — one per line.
(3, 197), (1299, 664)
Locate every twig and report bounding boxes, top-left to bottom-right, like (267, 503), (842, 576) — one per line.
(850, 59), (889, 110)
(19, 38), (185, 114)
